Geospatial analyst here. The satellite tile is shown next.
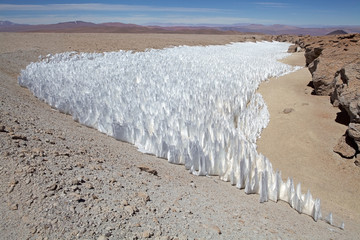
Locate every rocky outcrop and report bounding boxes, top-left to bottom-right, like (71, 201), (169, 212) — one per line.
(305, 34), (360, 95)
(303, 34), (360, 159)
(273, 33), (360, 160)
(305, 47), (323, 66)
(331, 62), (360, 120)
(307, 55), (343, 95)
(307, 34), (360, 159)
(331, 62), (360, 153)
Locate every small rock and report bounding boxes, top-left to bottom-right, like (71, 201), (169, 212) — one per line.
(142, 230), (154, 238)
(69, 206), (76, 213)
(97, 235), (107, 240)
(334, 135), (357, 158)
(204, 224), (221, 235)
(32, 148), (45, 157)
(30, 226), (37, 234)
(162, 207), (171, 214)
(71, 178), (82, 185)
(3, 151), (10, 157)
(175, 235), (188, 240)
(121, 200), (129, 206)
(69, 192), (85, 202)
(70, 185), (80, 191)
(105, 226), (115, 232)
(125, 205), (136, 215)
(95, 165), (104, 170)
(47, 183), (58, 191)
(10, 204), (18, 210)
(8, 185), (15, 193)
(354, 160), (360, 167)
(137, 192), (150, 203)
(185, 210), (193, 215)
(60, 151), (71, 157)
(25, 198), (34, 206)
(0, 125), (6, 132)
(9, 179), (19, 185)
(45, 191), (55, 198)
(45, 129), (54, 135)
(12, 135), (27, 141)
(283, 108), (294, 114)
(171, 207), (181, 213)
(76, 162), (84, 168)
(212, 225), (222, 235)
(97, 158), (105, 163)
(138, 165), (158, 176)
(158, 237), (170, 240)
(84, 182), (94, 189)
(109, 177), (117, 183)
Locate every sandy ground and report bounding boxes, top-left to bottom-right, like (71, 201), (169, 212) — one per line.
(258, 52), (360, 229)
(0, 33), (359, 239)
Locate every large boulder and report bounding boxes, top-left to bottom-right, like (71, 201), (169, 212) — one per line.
(333, 135), (357, 158)
(305, 47), (323, 66)
(331, 62), (360, 121)
(310, 56), (346, 95)
(303, 34), (360, 96)
(348, 122), (360, 150)
(287, 44), (300, 53)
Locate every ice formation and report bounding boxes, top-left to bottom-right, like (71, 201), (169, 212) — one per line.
(19, 41), (325, 221)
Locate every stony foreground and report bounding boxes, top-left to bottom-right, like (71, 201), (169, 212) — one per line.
(1, 33), (359, 239)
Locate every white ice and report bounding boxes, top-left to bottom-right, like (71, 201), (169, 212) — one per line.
(19, 41), (325, 221)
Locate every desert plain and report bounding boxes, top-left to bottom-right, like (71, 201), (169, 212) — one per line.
(0, 32), (359, 239)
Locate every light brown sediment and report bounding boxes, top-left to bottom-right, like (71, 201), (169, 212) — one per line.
(258, 51), (360, 230)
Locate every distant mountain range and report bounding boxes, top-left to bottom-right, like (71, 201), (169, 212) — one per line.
(1, 20), (359, 36)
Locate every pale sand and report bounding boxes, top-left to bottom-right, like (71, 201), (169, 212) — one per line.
(0, 32), (264, 54)
(258, 52), (360, 226)
(1, 33), (359, 238)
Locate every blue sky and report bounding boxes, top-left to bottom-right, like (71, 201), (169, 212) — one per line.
(0, 0), (359, 26)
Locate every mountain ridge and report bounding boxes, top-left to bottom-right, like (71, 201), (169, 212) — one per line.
(1, 20), (359, 36)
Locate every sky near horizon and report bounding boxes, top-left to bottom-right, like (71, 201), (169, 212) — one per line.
(0, 0), (359, 26)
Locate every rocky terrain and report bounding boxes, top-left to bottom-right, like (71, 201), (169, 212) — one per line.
(274, 33), (360, 160)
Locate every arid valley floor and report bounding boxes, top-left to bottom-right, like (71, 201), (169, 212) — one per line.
(1, 33), (359, 239)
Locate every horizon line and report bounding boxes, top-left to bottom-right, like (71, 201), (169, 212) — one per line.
(1, 19), (360, 28)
